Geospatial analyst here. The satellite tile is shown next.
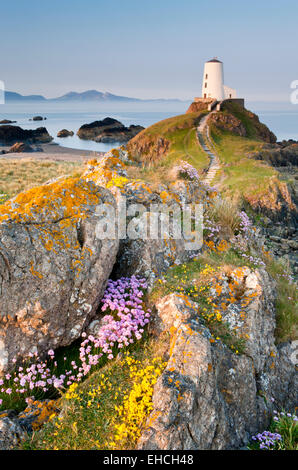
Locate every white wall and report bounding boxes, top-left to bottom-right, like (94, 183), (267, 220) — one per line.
(223, 85), (237, 99)
(201, 61), (224, 101)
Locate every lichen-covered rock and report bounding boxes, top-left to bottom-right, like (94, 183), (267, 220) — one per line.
(0, 399), (59, 448)
(83, 148), (215, 285)
(138, 269), (297, 450)
(17, 399), (60, 432)
(0, 176), (119, 374)
(0, 416), (27, 450)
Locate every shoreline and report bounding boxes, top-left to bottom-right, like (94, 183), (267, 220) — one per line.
(0, 142), (105, 162)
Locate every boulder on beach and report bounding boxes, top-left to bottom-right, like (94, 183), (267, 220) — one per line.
(0, 125), (53, 144)
(77, 117), (144, 143)
(57, 129), (74, 138)
(8, 142), (33, 153)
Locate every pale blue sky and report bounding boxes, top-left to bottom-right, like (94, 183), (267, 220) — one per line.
(1, 0), (297, 101)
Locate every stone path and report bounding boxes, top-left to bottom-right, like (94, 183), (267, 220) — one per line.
(197, 112), (221, 186)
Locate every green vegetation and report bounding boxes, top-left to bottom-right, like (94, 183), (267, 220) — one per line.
(248, 410), (298, 450)
(127, 112), (210, 182)
(149, 251), (250, 354)
(22, 335), (168, 450)
(265, 257), (298, 342)
(208, 107), (292, 217)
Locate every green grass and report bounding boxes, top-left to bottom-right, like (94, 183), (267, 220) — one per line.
(211, 127), (265, 165)
(127, 112), (210, 181)
(161, 125), (209, 171)
(265, 257), (298, 342)
(208, 123), (286, 214)
(136, 112), (205, 138)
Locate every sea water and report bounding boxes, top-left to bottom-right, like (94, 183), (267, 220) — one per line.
(0, 100), (297, 152)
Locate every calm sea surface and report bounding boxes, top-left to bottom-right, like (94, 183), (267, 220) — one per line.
(0, 101), (297, 152)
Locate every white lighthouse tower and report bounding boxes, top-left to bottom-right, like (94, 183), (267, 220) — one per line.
(201, 58), (236, 101)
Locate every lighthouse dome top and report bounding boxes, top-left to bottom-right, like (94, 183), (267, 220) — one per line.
(207, 58), (222, 63)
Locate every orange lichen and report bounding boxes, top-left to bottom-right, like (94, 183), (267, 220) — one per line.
(0, 177), (101, 224)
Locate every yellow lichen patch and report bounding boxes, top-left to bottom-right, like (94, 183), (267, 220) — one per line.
(0, 177), (101, 224)
(106, 176), (129, 189)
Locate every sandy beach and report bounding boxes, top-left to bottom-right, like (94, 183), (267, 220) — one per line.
(0, 142), (105, 162)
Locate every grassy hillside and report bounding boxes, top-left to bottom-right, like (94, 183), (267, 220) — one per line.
(127, 111), (210, 182)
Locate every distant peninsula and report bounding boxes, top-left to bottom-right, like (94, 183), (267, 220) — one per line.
(4, 90), (184, 103)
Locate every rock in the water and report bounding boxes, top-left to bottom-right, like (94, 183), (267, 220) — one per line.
(8, 142), (33, 153)
(0, 176), (119, 374)
(138, 268), (297, 450)
(57, 129), (74, 138)
(0, 120), (17, 125)
(31, 116), (46, 121)
(77, 117), (144, 143)
(0, 125), (53, 144)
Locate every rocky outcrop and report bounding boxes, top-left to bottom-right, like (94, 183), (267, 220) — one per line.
(31, 116), (46, 121)
(247, 140), (298, 274)
(83, 148), (214, 285)
(209, 112), (247, 137)
(77, 118), (144, 143)
(0, 176), (119, 374)
(213, 101), (277, 143)
(186, 99), (215, 114)
(57, 129), (74, 138)
(0, 125), (53, 144)
(127, 134), (170, 164)
(0, 398), (59, 449)
(8, 142), (33, 153)
(254, 142), (298, 167)
(0, 415), (27, 450)
(0, 120), (17, 125)
(138, 267), (297, 450)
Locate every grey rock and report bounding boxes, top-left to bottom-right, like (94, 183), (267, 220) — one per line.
(0, 417), (27, 450)
(0, 178), (119, 374)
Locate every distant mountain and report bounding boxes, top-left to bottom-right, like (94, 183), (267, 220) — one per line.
(51, 90), (140, 102)
(5, 91), (47, 102)
(4, 89), (184, 103)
